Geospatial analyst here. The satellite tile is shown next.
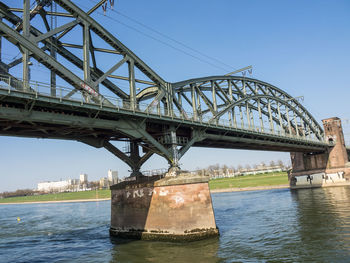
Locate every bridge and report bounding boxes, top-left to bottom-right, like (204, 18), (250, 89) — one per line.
(0, 0), (349, 241)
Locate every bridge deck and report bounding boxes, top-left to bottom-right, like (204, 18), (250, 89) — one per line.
(0, 85), (329, 153)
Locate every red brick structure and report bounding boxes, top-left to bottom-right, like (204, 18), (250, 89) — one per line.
(110, 174), (219, 241)
(290, 117), (350, 187)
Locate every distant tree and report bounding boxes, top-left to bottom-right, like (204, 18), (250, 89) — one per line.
(277, 159), (284, 168)
(253, 164), (258, 169)
(285, 160), (292, 169)
(261, 162), (266, 167)
(207, 165), (215, 172)
(0, 189), (37, 198)
(222, 164), (228, 174)
(89, 181), (100, 190)
(245, 164), (251, 170)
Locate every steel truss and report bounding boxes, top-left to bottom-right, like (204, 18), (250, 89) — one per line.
(0, 0), (327, 176)
(170, 76), (324, 141)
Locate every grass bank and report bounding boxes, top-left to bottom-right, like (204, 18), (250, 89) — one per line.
(0, 189), (110, 204)
(0, 172), (289, 204)
(209, 172), (288, 190)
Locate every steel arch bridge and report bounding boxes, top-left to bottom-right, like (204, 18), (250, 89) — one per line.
(0, 0), (330, 176)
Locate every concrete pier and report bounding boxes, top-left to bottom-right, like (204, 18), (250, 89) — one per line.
(290, 117), (350, 189)
(109, 173), (219, 241)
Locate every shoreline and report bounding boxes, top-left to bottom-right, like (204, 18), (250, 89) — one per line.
(4, 182), (350, 204)
(0, 185), (290, 205)
(0, 182), (350, 205)
(210, 184), (290, 193)
(0, 198), (111, 205)
(0, 185), (288, 205)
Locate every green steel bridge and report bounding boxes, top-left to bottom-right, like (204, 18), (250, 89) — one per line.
(0, 0), (337, 176)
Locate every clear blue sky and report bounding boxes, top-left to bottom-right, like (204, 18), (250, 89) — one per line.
(0, 0), (349, 192)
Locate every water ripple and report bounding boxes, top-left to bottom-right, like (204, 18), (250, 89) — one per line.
(1, 187), (350, 262)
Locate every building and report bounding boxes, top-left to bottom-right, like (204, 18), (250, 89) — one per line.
(37, 179), (79, 193)
(99, 177), (109, 189)
(80, 173), (88, 184)
(38, 175), (90, 193)
(80, 174), (87, 184)
(209, 168), (236, 179)
(208, 165), (284, 179)
(238, 165), (283, 176)
(68, 179), (80, 185)
(108, 170), (118, 185)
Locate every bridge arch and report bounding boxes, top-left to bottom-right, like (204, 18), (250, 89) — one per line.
(168, 76), (324, 141)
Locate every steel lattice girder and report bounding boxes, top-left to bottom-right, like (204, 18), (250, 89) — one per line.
(48, 0), (185, 114)
(0, 0), (328, 170)
(0, 1), (128, 98)
(0, 86), (328, 151)
(167, 76), (324, 141)
(0, 0), (186, 115)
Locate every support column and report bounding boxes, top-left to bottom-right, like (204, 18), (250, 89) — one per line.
(50, 2), (57, 97)
(129, 140), (142, 178)
(110, 172), (219, 241)
(83, 22), (91, 84)
(103, 140), (151, 180)
(128, 59), (136, 111)
(289, 117), (350, 189)
(191, 84), (197, 120)
(166, 126), (180, 177)
(22, 0), (30, 91)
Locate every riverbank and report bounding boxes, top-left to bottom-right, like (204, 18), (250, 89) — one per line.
(0, 172), (288, 204)
(0, 198), (110, 205)
(209, 172), (288, 190)
(0, 185), (291, 205)
(210, 184), (290, 193)
(0, 189), (111, 204)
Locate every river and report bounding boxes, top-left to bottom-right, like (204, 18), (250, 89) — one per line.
(1, 186), (350, 262)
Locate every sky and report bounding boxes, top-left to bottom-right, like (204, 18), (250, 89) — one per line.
(0, 0), (349, 192)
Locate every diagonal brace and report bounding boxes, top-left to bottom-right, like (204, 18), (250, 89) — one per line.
(35, 19), (80, 43)
(103, 141), (136, 168)
(93, 56), (128, 87)
(178, 130), (205, 159)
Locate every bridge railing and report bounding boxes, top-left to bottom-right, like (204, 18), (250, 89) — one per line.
(0, 75), (325, 144)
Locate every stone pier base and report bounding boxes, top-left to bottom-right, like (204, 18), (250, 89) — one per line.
(289, 117), (350, 189)
(109, 173), (219, 241)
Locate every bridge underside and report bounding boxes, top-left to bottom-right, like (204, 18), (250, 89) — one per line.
(0, 89), (327, 156)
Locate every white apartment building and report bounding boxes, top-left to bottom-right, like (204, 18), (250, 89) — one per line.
(108, 170), (118, 185)
(80, 173), (88, 184)
(37, 180), (77, 193)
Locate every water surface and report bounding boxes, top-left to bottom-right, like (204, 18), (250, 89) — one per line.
(1, 186), (350, 262)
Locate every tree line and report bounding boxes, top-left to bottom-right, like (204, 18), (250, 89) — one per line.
(194, 159), (289, 175)
(0, 189), (40, 199)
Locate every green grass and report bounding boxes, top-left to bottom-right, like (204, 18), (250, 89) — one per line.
(0, 172), (289, 203)
(0, 189), (111, 203)
(209, 172), (288, 190)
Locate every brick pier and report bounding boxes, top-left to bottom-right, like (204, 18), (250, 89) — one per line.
(290, 117), (350, 188)
(109, 173), (219, 241)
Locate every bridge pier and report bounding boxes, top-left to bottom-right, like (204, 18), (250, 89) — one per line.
(107, 126), (218, 241)
(290, 117), (350, 188)
(109, 172), (218, 241)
